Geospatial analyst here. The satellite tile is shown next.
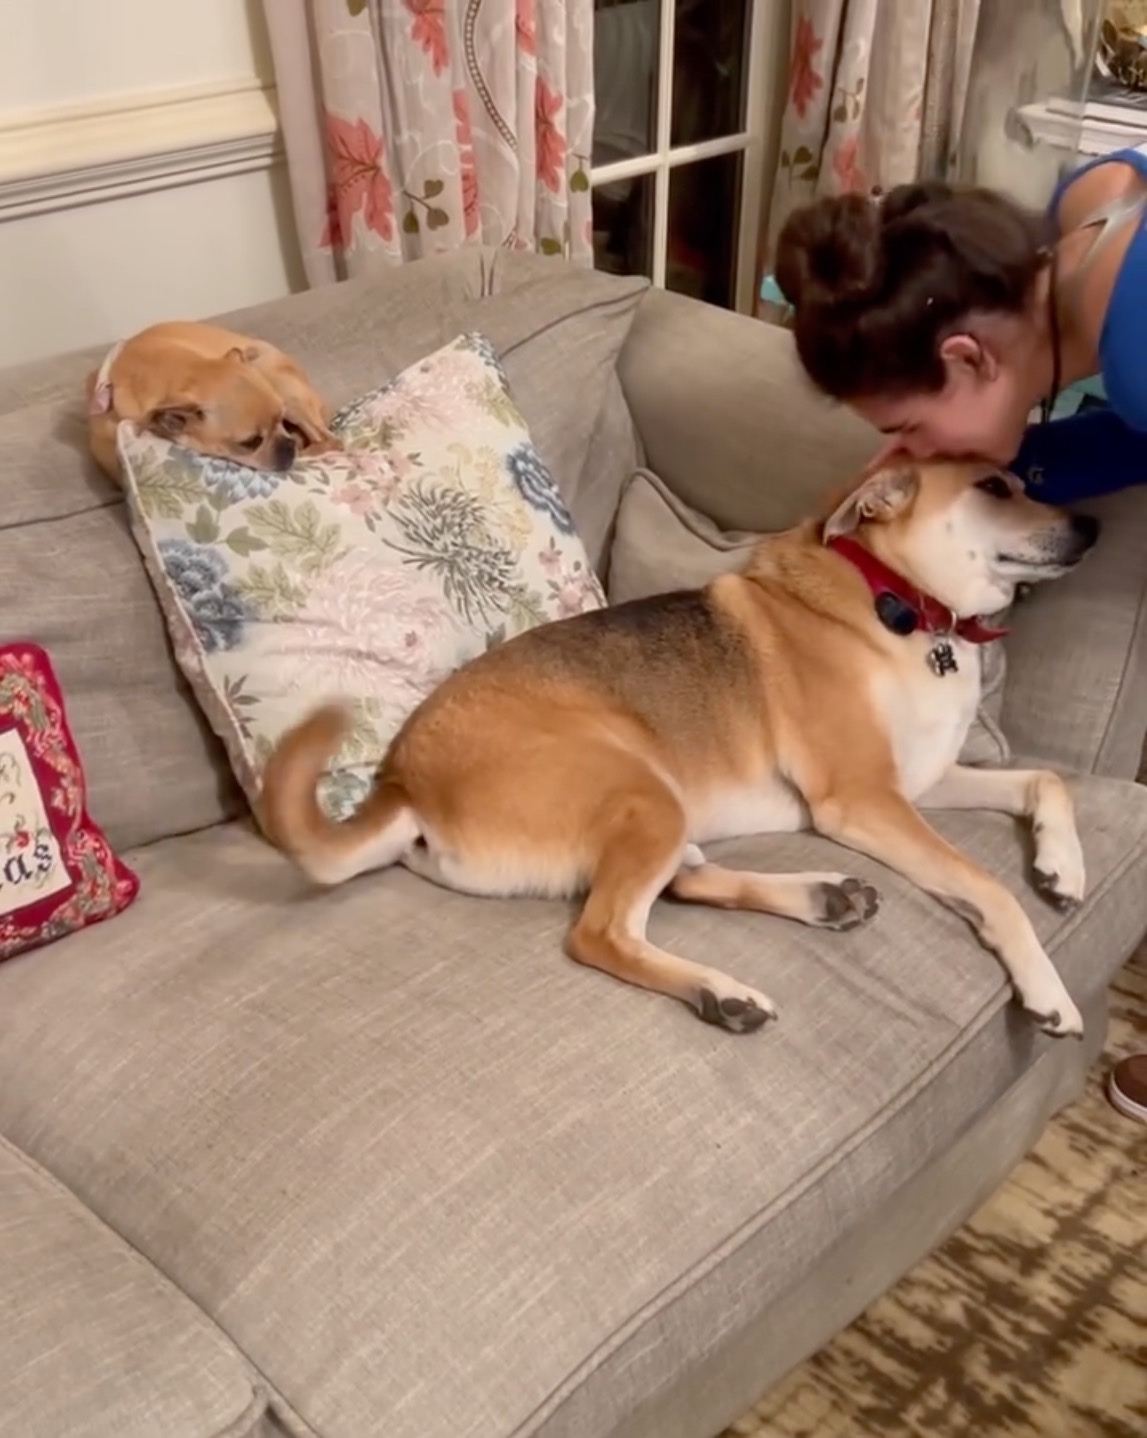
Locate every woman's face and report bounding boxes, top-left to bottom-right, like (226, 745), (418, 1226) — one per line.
(849, 332), (1041, 466)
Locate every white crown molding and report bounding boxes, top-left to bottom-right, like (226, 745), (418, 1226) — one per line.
(0, 78), (281, 221)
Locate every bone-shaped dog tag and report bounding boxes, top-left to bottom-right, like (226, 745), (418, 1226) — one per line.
(928, 641), (958, 677)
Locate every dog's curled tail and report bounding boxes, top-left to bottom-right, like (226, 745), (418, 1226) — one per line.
(260, 702), (417, 887)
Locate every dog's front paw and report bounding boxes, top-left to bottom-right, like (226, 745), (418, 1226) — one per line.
(1031, 822), (1085, 912)
(1021, 992), (1085, 1040)
(810, 876), (881, 931)
(695, 976), (777, 1035)
(1017, 967), (1084, 1039)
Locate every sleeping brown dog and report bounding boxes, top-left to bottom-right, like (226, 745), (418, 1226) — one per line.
(86, 321), (338, 482)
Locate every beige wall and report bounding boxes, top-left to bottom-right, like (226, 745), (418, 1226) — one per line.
(0, 0), (303, 369)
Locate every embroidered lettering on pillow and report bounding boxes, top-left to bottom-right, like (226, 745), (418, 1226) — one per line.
(0, 644), (140, 960)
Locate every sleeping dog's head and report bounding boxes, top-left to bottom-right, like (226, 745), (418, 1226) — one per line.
(144, 349), (301, 473)
(823, 460), (1099, 615)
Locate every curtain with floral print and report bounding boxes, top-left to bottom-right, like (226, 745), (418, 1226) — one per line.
(764, 0), (981, 259)
(262, 0), (595, 287)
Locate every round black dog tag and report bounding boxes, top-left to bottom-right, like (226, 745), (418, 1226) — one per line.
(875, 591), (919, 637)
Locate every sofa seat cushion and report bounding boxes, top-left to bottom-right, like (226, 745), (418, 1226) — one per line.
(0, 1134), (267, 1438)
(0, 779), (1145, 1438)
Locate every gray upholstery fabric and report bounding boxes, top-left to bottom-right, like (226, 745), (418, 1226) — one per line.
(0, 252), (646, 850)
(617, 287), (879, 534)
(607, 468), (1010, 765)
(0, 401), (246, 851)
(602, 996), (1105, 1438)
(0, 1135), (266, 1438)
(0, 771), (1144, 1438)
(1000, 485), (1147, 780)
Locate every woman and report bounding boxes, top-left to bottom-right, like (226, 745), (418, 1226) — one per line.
(774, 147), (1146, 1125)
(774, 149), (1146, 498)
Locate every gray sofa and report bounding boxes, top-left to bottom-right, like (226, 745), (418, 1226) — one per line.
(2, 250), (1146, 1438)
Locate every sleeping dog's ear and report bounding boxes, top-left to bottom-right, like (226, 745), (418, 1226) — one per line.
(823, 465), (918, 542)
(145, 404), (205, 439)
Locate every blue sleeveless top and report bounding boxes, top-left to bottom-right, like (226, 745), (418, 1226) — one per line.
(1013, 144), (1147, 503)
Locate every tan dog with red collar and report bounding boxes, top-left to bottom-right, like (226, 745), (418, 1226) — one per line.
(86, 322), (337, 482)
(262, 461), (1099, 1039)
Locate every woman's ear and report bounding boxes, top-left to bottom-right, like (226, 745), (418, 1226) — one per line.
(940, 332), (998, 381)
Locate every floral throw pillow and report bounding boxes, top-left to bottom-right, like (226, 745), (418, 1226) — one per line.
(0, 644), (140, 960)
(117, 332), (604, 821)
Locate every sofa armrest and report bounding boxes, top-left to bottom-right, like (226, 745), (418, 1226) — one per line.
(617, 288), (879, 532)
(1001, 487), (1147, 781)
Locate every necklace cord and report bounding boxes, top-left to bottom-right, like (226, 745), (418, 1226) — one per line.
(1041, 247), (1062, 425)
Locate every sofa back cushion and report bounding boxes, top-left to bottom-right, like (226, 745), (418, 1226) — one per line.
(0, 401), (245, 851)
(0, 251), (646, 849)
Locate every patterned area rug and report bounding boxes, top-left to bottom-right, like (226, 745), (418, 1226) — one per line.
(726, 950), (1147, 1438)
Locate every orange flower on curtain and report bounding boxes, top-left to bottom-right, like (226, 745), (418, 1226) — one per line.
(261, 0), (594, 287)
(831, 135), (867, 194)
(324, 113), (396, 246)
(516, 0), (537, 54)
(406, 0), (450, 76)
(789, 15), (825, 119)
(536, 81), (567, 194)
(453, 91), (481, 238)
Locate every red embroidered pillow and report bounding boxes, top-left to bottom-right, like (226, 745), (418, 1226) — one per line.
(0, 644), (139, 959)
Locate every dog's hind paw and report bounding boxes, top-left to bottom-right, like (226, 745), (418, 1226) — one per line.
(811, 876), (881, 931)
(695, 980), (777, 1035)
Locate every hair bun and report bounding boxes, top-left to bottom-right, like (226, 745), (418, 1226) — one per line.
(878, 180), (956, 229)
(775, 194), (883, 309)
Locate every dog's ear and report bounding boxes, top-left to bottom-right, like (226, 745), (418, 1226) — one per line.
(823, 465), (918, 542)
(225, 345), (261, 363)
(146, 404), (204, 439)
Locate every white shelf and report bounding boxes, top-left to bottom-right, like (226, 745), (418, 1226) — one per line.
(1017, 98), (1147, 157)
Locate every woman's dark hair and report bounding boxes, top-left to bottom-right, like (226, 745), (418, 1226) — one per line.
(774, 182), (1050, 401)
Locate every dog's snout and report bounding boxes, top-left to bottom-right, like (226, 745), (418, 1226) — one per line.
(1069, 513), (1100, 550)
(272, 435), (298, 471)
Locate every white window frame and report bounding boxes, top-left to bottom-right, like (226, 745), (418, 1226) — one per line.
(589, 0), (783, 313)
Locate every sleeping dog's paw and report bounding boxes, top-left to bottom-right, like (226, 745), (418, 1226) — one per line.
(695, 975), (778, 1035)
(810, 876), (881, 931)
(1031, 822), (1086, 913)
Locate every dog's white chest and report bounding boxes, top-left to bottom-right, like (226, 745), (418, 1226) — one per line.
(872, 638), (982, 799)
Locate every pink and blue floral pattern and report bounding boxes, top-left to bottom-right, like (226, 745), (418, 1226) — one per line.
(118, 332), (605, 822)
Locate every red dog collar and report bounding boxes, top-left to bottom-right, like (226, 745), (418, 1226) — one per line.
(828, 536), (1008, 645)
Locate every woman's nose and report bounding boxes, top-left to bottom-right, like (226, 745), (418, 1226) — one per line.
(901, 432), (937, 459)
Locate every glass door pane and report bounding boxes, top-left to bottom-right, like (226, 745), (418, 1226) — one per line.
(592, 173), (656, 278)
(671, 0), (751, 146)
(666, 153), (742, 307)
(593, 0), (660, 168)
